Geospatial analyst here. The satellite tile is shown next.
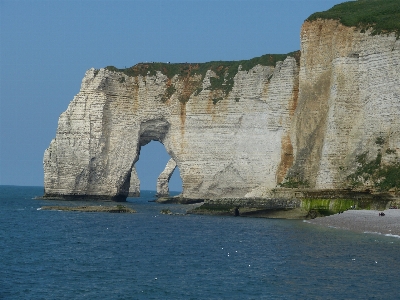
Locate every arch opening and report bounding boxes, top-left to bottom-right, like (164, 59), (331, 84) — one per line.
(125, 118), (182, 198)
(132, 141), (182, 197)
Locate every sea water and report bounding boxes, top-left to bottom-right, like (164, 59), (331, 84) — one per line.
(1, 185), (399, 299)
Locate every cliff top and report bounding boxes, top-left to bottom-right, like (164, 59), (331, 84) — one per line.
(105, 51), (300, 79)
(105, 51), (300, 99)
(307, 0), (400, 37)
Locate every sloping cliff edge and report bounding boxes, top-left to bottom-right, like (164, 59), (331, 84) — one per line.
(44, 1), (400, 204)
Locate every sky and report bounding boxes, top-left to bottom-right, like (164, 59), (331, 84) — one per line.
(0, 0), (346, 192)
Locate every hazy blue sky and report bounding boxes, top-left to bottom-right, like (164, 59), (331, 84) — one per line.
(0, 0), (345, 192)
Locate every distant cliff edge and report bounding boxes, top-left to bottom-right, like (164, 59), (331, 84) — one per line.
(44, 0), (400, 205)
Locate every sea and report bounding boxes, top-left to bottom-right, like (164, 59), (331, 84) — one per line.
(1, 185), (399, 299)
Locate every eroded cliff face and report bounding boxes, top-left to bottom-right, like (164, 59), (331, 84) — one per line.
(44, 18), (400, 201)
(44, 56), (299, 200)
(289, 19), (400, 191)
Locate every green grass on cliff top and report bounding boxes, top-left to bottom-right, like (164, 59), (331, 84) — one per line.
(105, 51), (300, 102)
(105, 51), (300, 80)
(307, 0), (400, 37)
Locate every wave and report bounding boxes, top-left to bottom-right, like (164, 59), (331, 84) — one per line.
(384, 233), (400, 239)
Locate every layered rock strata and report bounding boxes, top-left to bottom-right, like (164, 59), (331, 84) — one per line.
(44, 18), (399, 202)
(248, 20), (400, 198)
(291, 19), (400, 191)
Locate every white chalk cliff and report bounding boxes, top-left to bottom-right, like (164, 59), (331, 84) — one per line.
(44, 13), (400, 201)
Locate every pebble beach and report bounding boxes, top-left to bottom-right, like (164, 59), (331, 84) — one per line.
(306, 209), (400, 237)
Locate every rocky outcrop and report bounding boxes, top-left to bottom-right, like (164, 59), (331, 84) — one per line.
(43, 3), (399, 202)
(156, 158), (177, 197)
(40, 205), (136, 213)
(128, 167), (140, 197)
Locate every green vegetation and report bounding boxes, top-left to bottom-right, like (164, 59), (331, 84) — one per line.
(347, 150), (400, 192)
(105, 51), (300, 104)
(307, 0), (400, 37)
(105, 52), (300, 80)
(346, 136), (400, 192)
(376, 164), (400, 191)
(302, 198), (355, 216)
(375, 136), (385, 145)
(193, 87), (203, 96)
(386, 148), (396, 154)
(212, 97), (223, 105)
(279, 174), (310, 188)
(161, 84), (176, 102)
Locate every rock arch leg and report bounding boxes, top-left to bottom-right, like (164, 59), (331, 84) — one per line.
(156, 158), (177, 197)
(128, 167), (140, 197)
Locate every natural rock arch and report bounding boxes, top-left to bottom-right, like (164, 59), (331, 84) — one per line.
(128, 118), (180, 198)
(43, 26), (399, 202)
(43, 57), (304, 201)
(128, 143), (180, 198)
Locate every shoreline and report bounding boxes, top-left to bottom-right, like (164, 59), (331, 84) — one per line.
(305, 209), (400, 237)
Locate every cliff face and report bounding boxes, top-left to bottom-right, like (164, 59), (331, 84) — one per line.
(44, 17), (400, 201)
(44, 56), (299, 200)
(290, 19), (400, 191)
